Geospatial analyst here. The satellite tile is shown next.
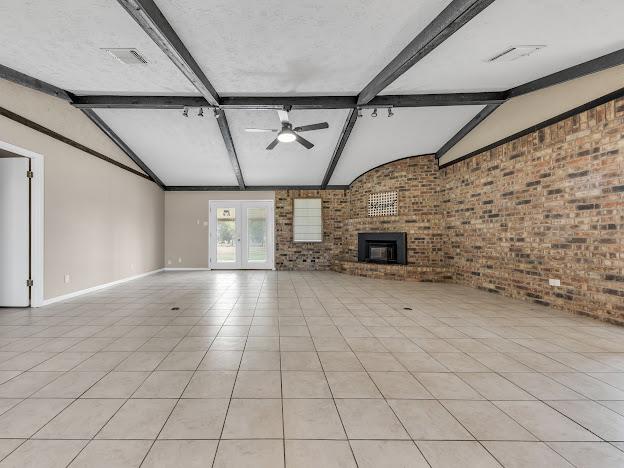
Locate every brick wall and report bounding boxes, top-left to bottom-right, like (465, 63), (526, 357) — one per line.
(273, 158), (446, 279)
(274, 190), (347, 270)
(342, 156), (448, 281)
(273, 96), (624, 323)
(441, 97), (624, 324)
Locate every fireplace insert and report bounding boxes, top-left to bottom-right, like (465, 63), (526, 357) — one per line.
(358, 232), (407, 264)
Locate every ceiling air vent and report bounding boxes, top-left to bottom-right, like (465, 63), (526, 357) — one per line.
(102, 48), (148, 65)
(487, 45), (545, 62)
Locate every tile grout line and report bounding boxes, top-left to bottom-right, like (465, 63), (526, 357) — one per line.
(0, 272), (622, 465)
(206, 273), (258, 468)
(299, 275), (361, 468)
(64, 285), (226, 467)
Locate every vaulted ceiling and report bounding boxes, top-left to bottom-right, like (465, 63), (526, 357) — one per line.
(1, 0), (623, 189)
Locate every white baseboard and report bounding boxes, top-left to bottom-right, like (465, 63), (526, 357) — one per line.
(164, 267), (211, 271)
(41, 268), (164, 306)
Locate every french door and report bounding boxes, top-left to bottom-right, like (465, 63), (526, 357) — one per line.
(209, 201), (274, 269)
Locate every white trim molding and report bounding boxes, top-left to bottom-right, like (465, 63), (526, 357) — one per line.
(163, 268), (211, 271)
(0, 140), (44, 307)
(42, 268), (163, 306)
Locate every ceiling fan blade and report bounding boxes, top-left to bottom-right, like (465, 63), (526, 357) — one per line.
(245, 128), (278, 133)
(293, 122), (329, 132)
(277, 109), (290, 124)
(266, 138), (280, 150)
(294, 133), (314, 149)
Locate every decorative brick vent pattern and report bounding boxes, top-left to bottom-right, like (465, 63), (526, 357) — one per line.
(368, 191), (398, 216)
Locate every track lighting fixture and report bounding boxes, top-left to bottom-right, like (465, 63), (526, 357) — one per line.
(371, 108), (378, 118)
(213, 109), (220, 118)
(388, 108), (394, 118)
(198, 107), (204, 117)
(357, 107), (363, 118)
(182, 107), (189, 117)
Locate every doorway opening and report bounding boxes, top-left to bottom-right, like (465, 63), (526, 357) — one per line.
(0, 141), (44, 307)
(209, 200), (275, 270)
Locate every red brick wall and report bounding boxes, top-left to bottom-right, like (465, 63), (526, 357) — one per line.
(273, 96), (624, 323)
(343, 156), (448, 281)
(441, 97), (624, 323)
(274, 190), (347, 270)
(273, 157), (446, 280)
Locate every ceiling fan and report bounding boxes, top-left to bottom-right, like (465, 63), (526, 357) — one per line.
(245, 108), (329, 150)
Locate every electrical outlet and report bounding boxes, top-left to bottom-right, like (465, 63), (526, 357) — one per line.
(549, 279), (561, 287)
(178, 257), (182, 263)
(167, 259), (172, 265)
(196, 219), (200, 225)
(64, 274), (70, 284)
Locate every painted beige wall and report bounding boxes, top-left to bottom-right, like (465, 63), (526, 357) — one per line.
(440, 64), (624, 164)
(165, 191), (274, 268)
(0, 78), (164, 300)
(0, 79), (143, 171)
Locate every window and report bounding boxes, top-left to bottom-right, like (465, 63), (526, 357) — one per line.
(293, 198), (322, 242)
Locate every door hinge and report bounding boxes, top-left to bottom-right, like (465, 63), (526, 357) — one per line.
(26, 279), (33, 287)
(26, 170), (33, 179)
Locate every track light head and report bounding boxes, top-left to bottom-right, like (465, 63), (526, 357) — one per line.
(388, 108), (394, 118)
(182, 107), (189, 117)
(213, 109), (220, 118)
(198, 107), (204, 117)
(357, 107), (363, 118)
(371, 108), (378, 118)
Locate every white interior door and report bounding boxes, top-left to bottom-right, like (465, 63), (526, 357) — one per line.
(210, 200), (274, 270)
(0, 157), (30, 307)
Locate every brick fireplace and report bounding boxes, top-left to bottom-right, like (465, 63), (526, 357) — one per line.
(357, 232), (407, 264)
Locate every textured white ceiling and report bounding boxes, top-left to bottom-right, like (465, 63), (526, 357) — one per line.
(94, 109), (238, 186)
(226, 108), (349, 185)
(1, 0), (621, 186)
(330, 106), (484, 185)
(0, 0), (196, 94)
(156, 0), (452, 95)
(382, 0), (624, 94)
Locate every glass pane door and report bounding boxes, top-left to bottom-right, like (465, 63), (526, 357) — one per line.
(246, 206), (268, 264)
(216, 207), (237, 264)
(210, 203), (241, 269)
(241, 201), (274, 269)
(210, 200), (274, 270)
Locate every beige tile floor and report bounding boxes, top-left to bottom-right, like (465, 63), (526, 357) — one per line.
(0, 270), (623, 467)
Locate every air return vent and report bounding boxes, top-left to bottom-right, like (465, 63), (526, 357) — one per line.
(487, 45), (545, 62)
(102, 48), (148, 65)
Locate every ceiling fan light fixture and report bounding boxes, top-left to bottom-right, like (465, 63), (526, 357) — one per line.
(277, 130), (296, 143)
